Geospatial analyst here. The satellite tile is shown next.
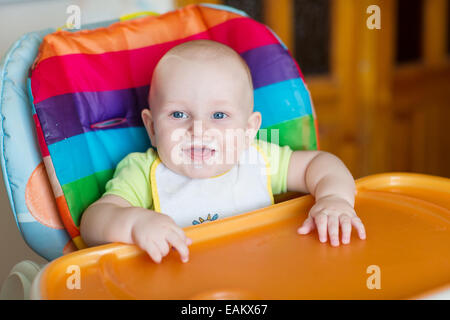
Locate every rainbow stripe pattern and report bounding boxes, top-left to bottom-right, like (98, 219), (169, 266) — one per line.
(29, 4), (319, 249)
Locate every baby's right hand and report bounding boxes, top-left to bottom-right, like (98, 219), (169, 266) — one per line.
(131, 211), (192, 264)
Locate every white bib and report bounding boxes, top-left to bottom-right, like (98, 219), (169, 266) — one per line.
(149, 143), (274, 227)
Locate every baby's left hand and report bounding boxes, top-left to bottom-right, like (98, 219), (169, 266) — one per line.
(297, 195), (366, 246)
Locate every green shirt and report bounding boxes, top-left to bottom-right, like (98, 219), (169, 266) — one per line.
(103, 139), (293, 209)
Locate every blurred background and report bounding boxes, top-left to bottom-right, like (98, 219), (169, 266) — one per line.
(0, 0), (449, 289)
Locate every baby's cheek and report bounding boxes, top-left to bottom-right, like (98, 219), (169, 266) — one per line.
(157, 139), (178, 162)
(219, 146), (240, 166)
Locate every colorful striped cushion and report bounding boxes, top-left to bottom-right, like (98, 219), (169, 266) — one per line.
(29, 4), (319, 249)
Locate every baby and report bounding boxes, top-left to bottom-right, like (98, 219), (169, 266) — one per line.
(80, 40), (366, 264)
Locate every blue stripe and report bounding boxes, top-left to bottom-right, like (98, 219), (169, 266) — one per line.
(49, 127), (151, 186)
(254, 78), (313, 128)
(27, 77), (37, 115)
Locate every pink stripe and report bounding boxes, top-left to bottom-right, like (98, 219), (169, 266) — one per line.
(31, 18), (278, 104)
(33, 114), (49, 157)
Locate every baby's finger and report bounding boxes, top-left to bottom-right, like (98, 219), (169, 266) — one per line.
(166, 231), (190, 263)
(297, 216), (315, 234)
(351, 217), (366, 239)
(153, 237), (170, 257)
(314, 212), (328, 243)
(169, 225), (191, 245)
(142, 240), (162, 264)
(339, 214), (352, 244)
(327, 215), (340, 247)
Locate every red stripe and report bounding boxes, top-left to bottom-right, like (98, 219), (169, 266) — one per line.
(31, 18), (278, 104)
(33, 114), (49, 157)
(56, 196), (80, 238)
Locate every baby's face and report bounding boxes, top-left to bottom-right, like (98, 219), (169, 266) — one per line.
(142, 56), (261, 179)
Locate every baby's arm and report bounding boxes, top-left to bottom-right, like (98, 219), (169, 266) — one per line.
(286, 151), (366, 246)
(80, 194), (192, 263)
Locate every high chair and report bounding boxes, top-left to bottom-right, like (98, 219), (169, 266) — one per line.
(0, 3), (448, 300)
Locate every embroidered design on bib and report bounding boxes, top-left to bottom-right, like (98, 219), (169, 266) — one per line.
(192, 213), (219, 225)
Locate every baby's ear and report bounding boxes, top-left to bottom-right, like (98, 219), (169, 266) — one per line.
(141, 108), (156, 145)
(246, 111), (262, 145)
(247, 111), (261, 132)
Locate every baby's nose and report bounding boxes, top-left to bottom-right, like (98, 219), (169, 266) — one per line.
(187, 119), (218, 142)
(187, 119), (207, 137)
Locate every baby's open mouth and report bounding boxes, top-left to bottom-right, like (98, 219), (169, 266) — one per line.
(183, 146), (216, 162)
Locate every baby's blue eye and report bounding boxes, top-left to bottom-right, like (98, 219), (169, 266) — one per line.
(172, 111), (187, 119)
(213, 112), (227, 119)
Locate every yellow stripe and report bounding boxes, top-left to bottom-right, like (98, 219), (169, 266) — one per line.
(209, 168), (231, 179)
(252, 143), (275, 205)
(72, 236), (87, 250)
(119, 11), (159, 21)
(150, 157), (162, 212)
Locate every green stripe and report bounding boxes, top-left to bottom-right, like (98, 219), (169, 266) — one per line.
(61, 169), (114, 227)
(257, 115), (318, 151)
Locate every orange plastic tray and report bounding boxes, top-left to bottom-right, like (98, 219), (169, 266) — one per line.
(34, 173), (450, 299)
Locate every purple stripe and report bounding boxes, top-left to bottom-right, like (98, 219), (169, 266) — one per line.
(35, 86), (149, 145)
(34, 44), (299, 146)
(242, 44), (300, 89)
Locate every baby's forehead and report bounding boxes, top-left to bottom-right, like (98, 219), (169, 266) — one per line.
(157, 51), (245, 77)
(162, 40), (240, 62)
(153, 40), (251, 82)
(150, 40), (253, 109)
